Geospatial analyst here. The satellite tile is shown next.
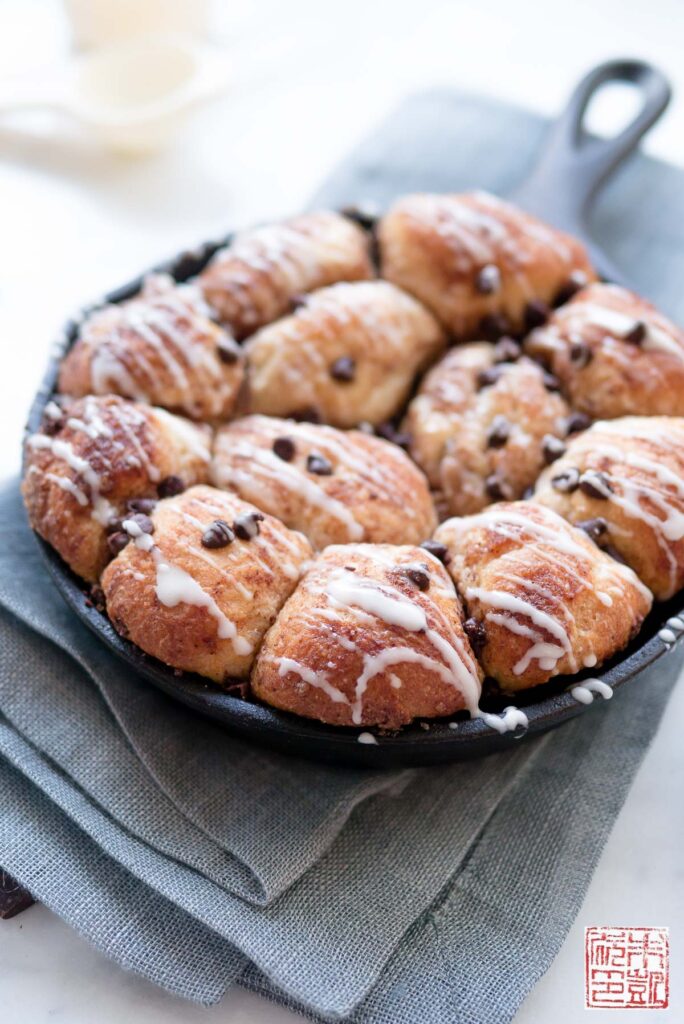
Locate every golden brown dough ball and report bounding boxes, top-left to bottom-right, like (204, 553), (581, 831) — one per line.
(101, 485), (312, 682)
(533, 416), (684, 600)
(251, 543), (483, 728)
(199, 211), (374, 339)
(434, 501), (652, 691)
(404, 342), (569, 516)
(377, 191), (596, 338)
(243, 280), (445, 427)
(22, 395), (211, 582)
(212, 415), (437, 548)
(524, 282), (684, 419)
(58, 274), (244, 422)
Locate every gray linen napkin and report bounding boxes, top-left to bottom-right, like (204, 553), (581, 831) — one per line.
(1, 88), (683, 1023)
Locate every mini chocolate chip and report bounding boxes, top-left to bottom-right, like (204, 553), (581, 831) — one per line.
(273, 436), (296, 461)
(126, 512), (154, 534)
(578, 470), (612, 499)
(569, 338), (593, 368)
(107, 531), (130, 556)
(624, 320), (647, 345)
(542, 434), (567, 464)
(420, 540), (450, 565)
(344, 565), (357, 572)
(565, 411), (592, 435)
(340, 203), (379, 230)
(290, 406), (321, 424)
(576, 517), (608, 543)
(233, 512), (264, 540)
(406, 566), (430, 591)
(542, 371), (561, 392)
(477, 365), (504, 389)
(486, 415), (510, 449)
(603, 543), (628, 565)
(464, 617), (487, 655)
(201, 519), (235, 549)
(551, 467), (580, 493)
(158, 475), (185, 498)
(485, 474), (510, 501)
(493, 337), (521, 363)
(216, 338), (240, 364)
(553, 271), (588, 306)
(376, 422), (412, 449)
(290, 293), (309, 311)
(480, 313), (510, 341)
(524, 299), (549, 330)
(475, 264), (501, 294)
(42, 414), (64, 436)
(127, 497), (157, 514)
(307, 452), (333, 475)
(330, 356), (356, 382)
(105, 516), (125, 535)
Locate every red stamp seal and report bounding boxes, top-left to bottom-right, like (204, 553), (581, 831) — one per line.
(585, 927), (669, 1009)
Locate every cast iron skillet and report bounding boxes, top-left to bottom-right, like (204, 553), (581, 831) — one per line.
(25, 60), (684, 766)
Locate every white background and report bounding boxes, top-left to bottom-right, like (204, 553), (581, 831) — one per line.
(1, 1), (683, 1021)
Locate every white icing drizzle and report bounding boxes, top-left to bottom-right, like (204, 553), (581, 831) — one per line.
(658, 628), (677, 645)
(667, 617), (684, 631)
(475, 705), (529, 735)
(570, 678), (613, 704)
(357, 732), (378, 745)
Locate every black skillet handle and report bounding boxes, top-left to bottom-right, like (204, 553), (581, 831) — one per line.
(512, 60), (671, 243)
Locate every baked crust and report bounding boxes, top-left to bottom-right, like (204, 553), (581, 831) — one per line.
(434, 501), (652, 691)
(212, 415), (437, 548)
(404, 342), (569, 516)
(243, 280), (445, 427)
(378, 191), (596, 338)
(251, 543), (483, 727)
(58, 274), (244, 422)
(534, 416), (684, 600)
(22, 395), (211, 582)
(101, 485), (312, 682)
(524, 282), (684, 419)
(199, 211), (374, 339)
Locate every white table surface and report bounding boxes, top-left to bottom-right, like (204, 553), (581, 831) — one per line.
(1, 1), (683, 1021)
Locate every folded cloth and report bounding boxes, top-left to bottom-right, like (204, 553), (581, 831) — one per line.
(2, 88), (683, 1023)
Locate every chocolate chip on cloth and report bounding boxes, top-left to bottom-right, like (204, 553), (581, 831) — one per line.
(0, 871), (34, 920)
(534, 415), (684, 599)
(403, 341), (569, 516)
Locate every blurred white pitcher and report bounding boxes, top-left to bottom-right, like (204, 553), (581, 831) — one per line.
(63, 0), (210, 49)
(0, 34), (230, 154)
